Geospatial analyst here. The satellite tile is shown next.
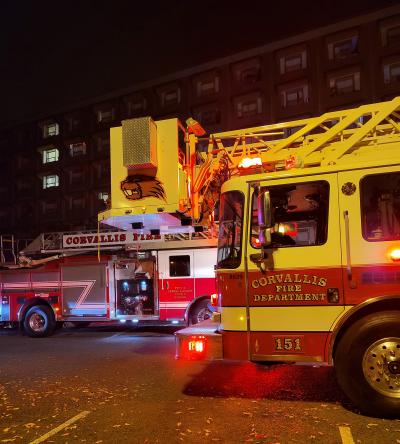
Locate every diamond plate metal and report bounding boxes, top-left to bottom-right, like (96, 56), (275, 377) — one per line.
(122, 117), (157, 169)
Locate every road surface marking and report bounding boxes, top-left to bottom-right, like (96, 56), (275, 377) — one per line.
(29, 410), (90, 444)
(339, 426), (355, 444)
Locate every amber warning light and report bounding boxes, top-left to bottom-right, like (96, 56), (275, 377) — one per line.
(389, 248), (400, 261)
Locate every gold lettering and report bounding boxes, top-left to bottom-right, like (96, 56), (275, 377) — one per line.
(252, 280), (259, 289)
(318, 277), (327, 287)
(295, 294), (304, 300)
(294, 273), (302, 283)
(284, 274), (293, 283)
(303, 274), (311, 284)
(267, 276), (276, 285)
(295, 284), (301, 292)
(259, 277), (267, 287)
(254, 295), (260, 301)
(304, 294), (311, 300)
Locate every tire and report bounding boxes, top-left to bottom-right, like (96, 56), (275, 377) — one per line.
(334, 311), (400, 418)
(189, 299), (212, 325)
(23, 305), (56, 338)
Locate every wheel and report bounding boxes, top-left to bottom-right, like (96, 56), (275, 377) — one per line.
(64, 321), (91, 329)
(334, 311), (400, 418)
(23, 305), (56, 338)
(189, 299), (212, 325)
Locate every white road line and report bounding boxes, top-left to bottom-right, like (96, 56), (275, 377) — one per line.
(29, 410), (90, 444)
(339, 426), (355, 444)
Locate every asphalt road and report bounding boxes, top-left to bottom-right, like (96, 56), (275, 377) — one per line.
(0, 325), (399, 444)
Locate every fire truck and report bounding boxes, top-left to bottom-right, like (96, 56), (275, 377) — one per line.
(0, 115), (220, 337)
(173, 96), (400, 418)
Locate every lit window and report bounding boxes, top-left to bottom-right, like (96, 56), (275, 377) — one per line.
(98, 192), (109, 202)
(169, 255), (191, 277)
(329, 72), (360, 96)
(160, 88), (181, 107)
(235, 93), (263, 118)
(280, 84), (309, 108)
(42, 148), (59, 164)
(279, 51), (307, 74)
(383, 60), (400, 84)
(69, 142), (86, 157)
(43, 174), (59, 189)
(43, 123), (59, 138)
(97, 109), (114, 123)
(328, 36), (358, 60)
(195, 76), (219, 97)
(232, 58), (261, 85)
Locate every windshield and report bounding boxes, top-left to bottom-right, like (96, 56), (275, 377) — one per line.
(217, 191), (244, 269)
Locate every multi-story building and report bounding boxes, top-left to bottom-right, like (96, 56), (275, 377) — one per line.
(1, 5), (400, 239)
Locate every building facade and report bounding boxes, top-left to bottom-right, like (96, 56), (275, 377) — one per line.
(1, 6), (400, 239)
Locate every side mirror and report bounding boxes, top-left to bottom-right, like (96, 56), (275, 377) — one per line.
(257, 190), (273, 246)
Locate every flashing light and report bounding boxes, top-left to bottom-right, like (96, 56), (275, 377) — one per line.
(140, 280), (147, 291)
(171, 320), (179, 325)
(238, 157), (262, 169)
(210, 293), (218, 307)
(285, 155), (303, 170)
(187, 335), (207, 358)
(119, 319), (127, 323)
(186, 117), (206, 136)
(122, 281), (129, 290)
(389, 248), (400, 261)
(131, 319), (139, 323)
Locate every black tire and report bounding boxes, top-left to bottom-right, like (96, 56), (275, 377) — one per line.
(189, 298), (212, 325)
(23, 305), (56, 338)
(334, 311), (400, 418)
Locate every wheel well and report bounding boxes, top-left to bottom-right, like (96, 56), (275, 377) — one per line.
(331, 297), (400, 361)
(184, 295), (211, 324)
(18, 298), (55, 323)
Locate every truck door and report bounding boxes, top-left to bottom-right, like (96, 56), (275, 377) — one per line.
(157, 250), (194, 321)
(338, 166), (400, 304)
(245, 173), (345, 362)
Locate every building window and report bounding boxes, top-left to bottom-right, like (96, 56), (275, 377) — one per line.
(41, 200), (58, 215)
(232, 58), (261, 86)
(194, 72), (220, 98)
(42, 147), (59, 164)
(279, 50), (307, 74)
(68, 169), (84, 185)
(98, 191), (110, 203)
(381, 18), (400, 46)
(43, 122), (59, 138)
(42, 174), (59, 189)
(66, 116), (82, 132)
(125, 95), (147, 115)
(327, 36), (358, 60)
(69, 142), (86, 157)
(234, 92), (263, 118)
(69, 197), (85, 210)
(97, 108), (114, 123)
(328, 71), (360, 96)
(383, 60), (400, 84)
(17, 155), (31, 168)
(280, 84), (309, 108)
(157, 84), (181, 108)
(95, 134), (110, 154)
(192, 105), (221, 126)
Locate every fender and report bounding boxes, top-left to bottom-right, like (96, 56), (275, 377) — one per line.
(18, 297), (57, 324)
(184, 294), (212, 325)
(328, 294), (400, 363)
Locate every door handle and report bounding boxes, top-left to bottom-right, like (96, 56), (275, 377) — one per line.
(166, 281), (169, 290)
(343, 210), (357, 289)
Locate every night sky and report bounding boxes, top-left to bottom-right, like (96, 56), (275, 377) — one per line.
(1, 0), (398, 128)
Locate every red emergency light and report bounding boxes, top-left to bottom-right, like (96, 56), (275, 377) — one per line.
(187, 335), (207, 359)
(210, 293), (218, 307)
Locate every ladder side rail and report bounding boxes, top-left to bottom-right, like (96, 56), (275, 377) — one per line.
(321, 97), (400, 165)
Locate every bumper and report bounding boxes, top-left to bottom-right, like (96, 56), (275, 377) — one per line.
(174, 318), (223, 360)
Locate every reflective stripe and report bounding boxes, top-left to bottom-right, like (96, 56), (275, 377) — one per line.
(220, 306), (352, 332)
(220, 307), (247, 330)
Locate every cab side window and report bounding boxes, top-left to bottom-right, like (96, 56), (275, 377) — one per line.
(251, 180), (330, 248)
(361, 172), (400, 241)
(169, 255), (191, 277)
